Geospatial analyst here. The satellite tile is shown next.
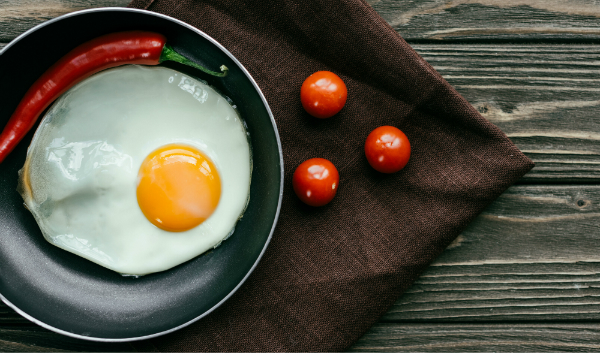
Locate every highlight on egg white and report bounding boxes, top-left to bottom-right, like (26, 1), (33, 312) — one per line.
(18, 65), (251, 276)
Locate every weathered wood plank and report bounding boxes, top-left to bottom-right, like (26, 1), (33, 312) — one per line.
(0, 327), (134, 352)
(413, 44), (600, 182)
(0, 303), (26, 324)
(3, 1), (600, 43)
(7, 322), (600, 352)
(371, 0), (600, 42)
(4, 1), (600, 44)
(351, 323), (600, 352)
(381, 185), (600, 322)
(0, 0), (130, 42)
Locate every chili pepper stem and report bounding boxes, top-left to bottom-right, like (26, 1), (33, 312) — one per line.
(160, 44), (228, 77)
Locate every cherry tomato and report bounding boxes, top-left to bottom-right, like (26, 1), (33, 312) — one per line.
(300, 71), (347, 119)
(365, 126), (411, 173)
(293, 158), (340, 207)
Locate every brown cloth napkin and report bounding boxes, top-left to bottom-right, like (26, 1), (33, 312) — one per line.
(127, 0), (534, 351)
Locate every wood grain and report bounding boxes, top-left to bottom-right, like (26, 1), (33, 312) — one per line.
(371, 0), (600, 42)
(351, 323), (600, 351)
(0, 304), (25, 324)
(383, 185), (600, 322)
(413, 44), (600, 182)
(0, 327), (134, 352)
(3, 0), (600, 43)
(0, 0), (130, 42)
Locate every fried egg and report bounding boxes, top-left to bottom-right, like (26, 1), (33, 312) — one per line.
(18, 65), (251, 276)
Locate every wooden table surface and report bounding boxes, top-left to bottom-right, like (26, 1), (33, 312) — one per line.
(3, 0), (600, 351)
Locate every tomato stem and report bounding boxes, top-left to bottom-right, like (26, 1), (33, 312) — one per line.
(159, 44), (228, 77)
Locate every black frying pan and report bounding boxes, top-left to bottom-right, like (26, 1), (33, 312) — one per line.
(0, 8), (283, 341)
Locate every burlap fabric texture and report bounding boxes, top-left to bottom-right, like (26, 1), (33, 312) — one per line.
(127, 0), (535, 351)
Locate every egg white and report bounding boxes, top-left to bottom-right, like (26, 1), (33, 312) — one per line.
(18, 65), (251, 276)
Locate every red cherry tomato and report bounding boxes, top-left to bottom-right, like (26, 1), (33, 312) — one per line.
(300, 71), (347, 119)
(365, 126), (411, 173)
(293, 158), (340, 207)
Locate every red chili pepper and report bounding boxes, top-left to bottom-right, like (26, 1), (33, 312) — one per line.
(0, 30), (228, 164)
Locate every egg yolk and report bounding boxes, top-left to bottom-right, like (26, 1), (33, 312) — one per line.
(136, 144), (221, 232)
